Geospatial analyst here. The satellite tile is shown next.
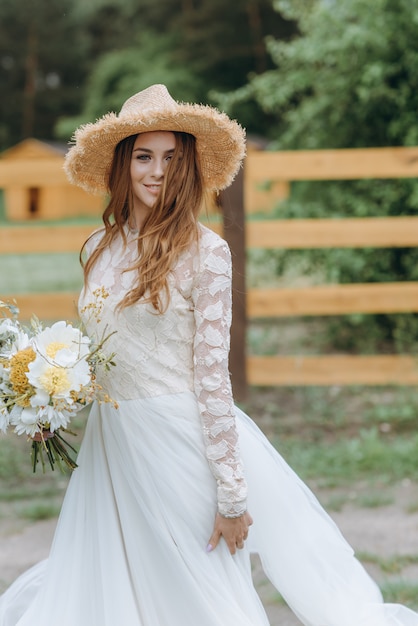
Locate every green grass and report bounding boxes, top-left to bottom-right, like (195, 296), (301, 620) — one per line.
(240, 385), (418, 489)
(0, 253), (83, 294)
(322, 493), (348, 512)
(276, 428), (418, 487)
(381, 580), (418, 609)
(19, 502), (62, 521)
(0, 212), (99, 227)
(0, 215), (97, 296)
(356, 492), (394, 508)
(0, 485), (64, 502)
(0, 411), (86, 502)
(358, 552), (418, 575)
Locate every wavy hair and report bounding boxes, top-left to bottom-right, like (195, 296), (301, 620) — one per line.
(81, 131), (205, 312)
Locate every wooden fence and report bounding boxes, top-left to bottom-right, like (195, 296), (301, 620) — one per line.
(2, 146), (418, 390)
(243, 146), (418, 390)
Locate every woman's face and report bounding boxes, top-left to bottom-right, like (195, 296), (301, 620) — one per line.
(130, 131), (176, 224)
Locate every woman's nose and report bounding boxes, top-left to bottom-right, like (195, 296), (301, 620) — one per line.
(151, 158), (165, 178)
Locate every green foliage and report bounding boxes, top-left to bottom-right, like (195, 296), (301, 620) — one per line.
(0, 253), (82, 295)
(0, 0), (87, 150)
(0, 436), (27, 481)
(55, 33), (201, 140)
(278, 427), (418, 486)
(356, 492), (394, 508)
(381, 580), (418, 609)
(20, 502), (62, 521)
(269, 179), (418, 352)
(222, 0), (418, 147)
(241, 385), (418, 487)
(0, 0), (295, 148)
(222, 0), (418, 352)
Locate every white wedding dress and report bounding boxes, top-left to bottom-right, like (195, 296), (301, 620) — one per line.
(1, 224), (418, 626)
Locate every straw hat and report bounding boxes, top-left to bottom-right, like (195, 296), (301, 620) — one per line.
(64, 84), (246, 194)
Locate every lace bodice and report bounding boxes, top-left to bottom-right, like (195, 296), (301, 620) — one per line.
(79, 224), (247, 517)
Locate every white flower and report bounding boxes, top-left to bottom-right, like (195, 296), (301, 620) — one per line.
(32, 321), (90, 364)
(0, 318), (30, 357)
(11, 405), (40, 437)
(0, 405), (10, 434)
(29, 388), (50, 407)
(35, 404), (73, 432)
(27, 358), (90, 402)
(0, 297), (117, 473)
(27, 321), (91, 404)
(0, 361), (10, 389)
(0, 318), (17, 341)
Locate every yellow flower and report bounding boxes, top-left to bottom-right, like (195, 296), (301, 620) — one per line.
(46, 342), (68, 359)
(80, 286), (110, 323)
(9, 348), (36, 396)
(39, 366), (71, 396)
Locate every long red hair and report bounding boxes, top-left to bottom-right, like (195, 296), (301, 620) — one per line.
(81, 131), (205, 312)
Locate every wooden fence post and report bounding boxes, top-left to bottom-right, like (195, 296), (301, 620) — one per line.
(220, 167), (248, 401)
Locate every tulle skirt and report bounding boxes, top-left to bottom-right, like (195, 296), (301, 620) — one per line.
(1, 391), (417, 626)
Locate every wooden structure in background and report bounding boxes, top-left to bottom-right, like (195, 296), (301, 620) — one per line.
(245, 146), (418, 183)
(0, 139), (103, 221)
(242, 145), (418, 391)
(221, 168), (247, 399)
(3, 146), (418, 393)
(244, 137), (289, 213)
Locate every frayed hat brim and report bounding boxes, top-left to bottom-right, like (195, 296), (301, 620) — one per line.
(64, 85), (246, 194)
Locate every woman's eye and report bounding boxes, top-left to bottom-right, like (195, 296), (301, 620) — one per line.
(136, 154), (150, 161)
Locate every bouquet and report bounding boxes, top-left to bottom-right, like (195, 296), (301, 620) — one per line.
(0, 300), (116, 473)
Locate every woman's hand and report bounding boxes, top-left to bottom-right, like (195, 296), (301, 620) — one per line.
(206, 511), (253, 555)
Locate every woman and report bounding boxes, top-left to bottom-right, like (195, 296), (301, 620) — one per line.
(1, 84), (417, 626)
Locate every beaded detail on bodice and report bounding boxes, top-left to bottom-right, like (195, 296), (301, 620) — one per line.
(78, 224), (247, 516)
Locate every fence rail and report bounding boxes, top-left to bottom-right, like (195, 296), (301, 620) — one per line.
(246, 146), (418, 182)
(0, 224), (98, 254)
(247, 216), (418, 249)
(6, 281), (418, 320)
(4, 216), (418, 253)
(244, 146), (418, 386)
(248, 355), (418, 386)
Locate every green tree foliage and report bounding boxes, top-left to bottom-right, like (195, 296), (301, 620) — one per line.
(219, 0), (418, 146)
(0, 0), (86, 150)
(220, 0), (418, 353)
(0, 0), (295, 149)
(57, 0), (295, 137)
(55, 33), (201, 140)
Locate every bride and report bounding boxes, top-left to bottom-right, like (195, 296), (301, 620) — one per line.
(1, 84), (417, 626)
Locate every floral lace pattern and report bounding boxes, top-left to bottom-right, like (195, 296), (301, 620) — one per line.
(79, 224), (247, 517)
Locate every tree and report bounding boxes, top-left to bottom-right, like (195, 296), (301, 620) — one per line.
(56, 0), (296, 138)
(218, 0), (418, 147)
(0, 0), (295, 148)
(55, 33), (202, 140)
(0, 0), (87, 150)
(220, 0), (418, 353)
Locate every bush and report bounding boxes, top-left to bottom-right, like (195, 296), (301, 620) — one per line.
(221, 0), (418, 352)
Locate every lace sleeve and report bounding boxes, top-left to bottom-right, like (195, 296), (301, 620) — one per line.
(192, 240), (247, 518)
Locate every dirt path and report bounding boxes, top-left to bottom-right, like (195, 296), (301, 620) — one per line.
(2, 481), (418, 625)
